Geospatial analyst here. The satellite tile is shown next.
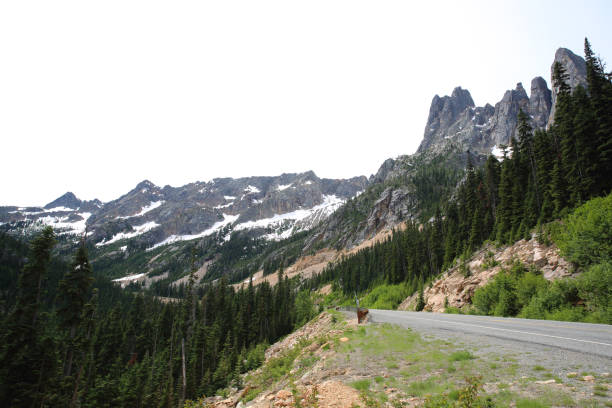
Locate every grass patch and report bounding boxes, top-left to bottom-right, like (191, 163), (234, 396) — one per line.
(350, 379), (371, 392)
(594, 384), (608, 397)
(533, 365), (546, 371)
(407, 377), (447, 397)
(242, 387), (262, 402)
(449, 350), (475, 362)
(516, 399), (549, 408)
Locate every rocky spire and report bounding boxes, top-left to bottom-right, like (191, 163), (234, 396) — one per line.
(528, 76), (552, 129)
(548, 48), (587, 127)
(418, 87), (475, 153)
(488, 83), (529, 147)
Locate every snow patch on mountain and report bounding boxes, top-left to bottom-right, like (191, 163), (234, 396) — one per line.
(214, 203), (233, 209)
(118, 201), (164, 219)
(45, 206), (77, 212)
(147, 213), (239, 250)
(113, 273), (146, 282)
(234, 195), (344, 240)
(30, 212), (92, 235)
(133, 200), (164, 216)
(277, 184), (292, 191)
(244, 185), (260, 194)
(491, 145), (508, 160)
(96, 221), (160, 247)
(10, 206), (77, 216)
(112, 273), (146, 288)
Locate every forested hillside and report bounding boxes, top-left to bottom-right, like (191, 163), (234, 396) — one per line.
(0, 227), (316, 407)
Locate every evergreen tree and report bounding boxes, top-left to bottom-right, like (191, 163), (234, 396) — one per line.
(57, 242), (94, 379)
(0, 226), (57, 407)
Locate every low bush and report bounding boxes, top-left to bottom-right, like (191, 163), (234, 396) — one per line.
(360, 283), (412, 310)
(553, 193), (612, 267)
(473, 260), (610, 324)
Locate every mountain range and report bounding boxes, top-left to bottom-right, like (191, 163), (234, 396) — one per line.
(0, 47), (588, 282)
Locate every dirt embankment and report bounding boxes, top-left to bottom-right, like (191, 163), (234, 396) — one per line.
(205, 312), (368, 408)
(399, 236), (573, 312)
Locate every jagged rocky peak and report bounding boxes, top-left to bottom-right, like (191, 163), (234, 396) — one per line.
(553, 48), (588, 89)
(133, 179), (161, 194)
(417, 75), (554, 156)
(488, 82), (530, 148)
(418, 86), (475, 153)
(414, 47), (590, 157)
(44, 192), (82, 210)
(548, 47), (587, 126)
(529, 76), (552, 129)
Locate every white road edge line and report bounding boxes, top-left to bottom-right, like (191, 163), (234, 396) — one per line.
(380, 313), (612, 347)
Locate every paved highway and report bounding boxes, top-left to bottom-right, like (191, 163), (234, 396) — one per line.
(367, 309), (612, 359)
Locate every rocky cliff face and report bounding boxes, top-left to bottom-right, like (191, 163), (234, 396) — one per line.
(416, 47), (587, 157)
(548, 47), (588, 127)
(530, 76), (553, 129)
(418, 87), (476, 153)
(418, 81), (537, 156)
(0, 172), (367, 249)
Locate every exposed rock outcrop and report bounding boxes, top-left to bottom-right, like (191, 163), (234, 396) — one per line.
(529, 76), (553, 129)
(418, 87), (475, 153)
(416, 47), (588, 158)
(548, 48), (588, 127)
(43, 191), (83, 210)
(487, 83), (530, 148)
(417, 80), (544, 157)
(398, 237), (573, 313)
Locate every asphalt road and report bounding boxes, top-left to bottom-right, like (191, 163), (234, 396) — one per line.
(366, 309), (612, 359)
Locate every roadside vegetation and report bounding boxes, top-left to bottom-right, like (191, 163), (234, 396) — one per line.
(471, 193), (612, 324)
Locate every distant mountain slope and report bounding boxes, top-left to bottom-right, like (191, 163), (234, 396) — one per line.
(1, 172), (367, 250)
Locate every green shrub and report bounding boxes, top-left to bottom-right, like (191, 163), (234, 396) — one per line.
(360, 283), (412, 310)
(515, 272), (547, 307)
(350, 379), (371, 392)
(423, 376), (493, 408)
(554, 193), (612, 267)
(449, 350), (475, 362)
(576, 262), (612, 324)
(473, 272), (518, 316)
(482, 251), (500, 269)
(545, 306), (586, 322)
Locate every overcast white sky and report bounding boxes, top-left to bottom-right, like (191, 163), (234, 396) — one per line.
(1, 1), (611, 206)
